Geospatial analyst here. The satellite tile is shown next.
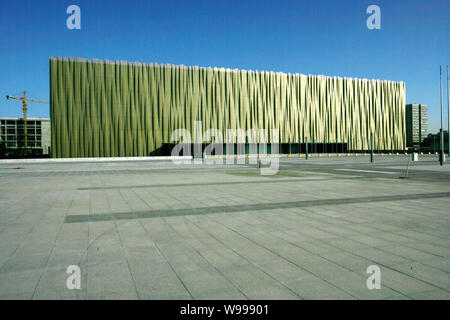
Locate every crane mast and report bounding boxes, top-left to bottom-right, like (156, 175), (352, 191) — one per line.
(6, 91), (49, 150)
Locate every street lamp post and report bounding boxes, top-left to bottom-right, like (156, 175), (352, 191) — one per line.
(447, 65), (449, 155)
(440, 66), (445, 165)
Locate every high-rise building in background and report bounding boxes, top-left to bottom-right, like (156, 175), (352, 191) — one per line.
(405, 104), (428, 148)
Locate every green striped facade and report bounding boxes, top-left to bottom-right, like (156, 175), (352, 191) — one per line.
(50, 57), (406, 158)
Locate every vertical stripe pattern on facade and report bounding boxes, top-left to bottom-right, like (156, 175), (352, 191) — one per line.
(50, 57), (406, 157)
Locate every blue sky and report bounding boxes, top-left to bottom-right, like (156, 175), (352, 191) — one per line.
(0, 0), (448, 133)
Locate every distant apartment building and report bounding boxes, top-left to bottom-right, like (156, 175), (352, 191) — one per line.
(405, 104), (428, 148)
(0, 118), (51, 155)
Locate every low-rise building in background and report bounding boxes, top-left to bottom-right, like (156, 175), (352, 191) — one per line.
(0, 117), (50, 157)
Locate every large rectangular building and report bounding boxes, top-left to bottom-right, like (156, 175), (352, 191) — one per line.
(49, 57), (406, 158)
(0, 117), (51, 156)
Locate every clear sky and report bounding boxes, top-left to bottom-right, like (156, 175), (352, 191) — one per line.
(0, 0), (448, 133)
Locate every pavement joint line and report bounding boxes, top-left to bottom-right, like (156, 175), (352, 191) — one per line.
(322, 241), (450, 294)
(138, 220), (195, 300)
(203, 213), (360, 299)
(225, 208), (441, 298)
(113, 214), (141, 300)
(318, 228), (449, 293)
(30, 192), (74, 299)
(184, 215), (305, 299)
(1, 157), (448, 300)
(335, 169), (398, 174)
(0, 190), (56, 269)
(156, 215), (251, 300)
(0, 166), (252, 177)
(0, 156), (193, 164)
(77, 176), (358, 190)
(378, 201), (450, 232)
(64, 192), (450, 224)
(113, 188), (143, 299)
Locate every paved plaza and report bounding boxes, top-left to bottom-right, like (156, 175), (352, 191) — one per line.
(0, 155), (449, 299)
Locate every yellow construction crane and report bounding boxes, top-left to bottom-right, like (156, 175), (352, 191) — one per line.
(6, 91), (49, 149)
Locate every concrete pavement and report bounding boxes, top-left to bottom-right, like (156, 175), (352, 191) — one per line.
(0, 156), (448, 299)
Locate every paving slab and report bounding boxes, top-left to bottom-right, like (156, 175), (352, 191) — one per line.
(0, 158), (448, 299)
